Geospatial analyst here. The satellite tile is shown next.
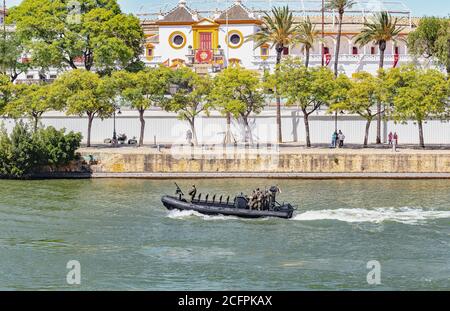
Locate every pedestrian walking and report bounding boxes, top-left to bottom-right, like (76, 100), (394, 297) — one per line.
(388, 131), (393, 145)
(392, 132), (398, 152)
(338, 130), (345, 148)
(330, 131), (338, 148)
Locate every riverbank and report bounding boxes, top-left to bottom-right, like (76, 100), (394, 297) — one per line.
(70, 145), (450, 178)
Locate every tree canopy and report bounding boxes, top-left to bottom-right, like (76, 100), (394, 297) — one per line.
(408, 17), (450, 74)
(278, 59), (336, 147)
(5, 83), (61, 131)
(0, 29), (31, 82)
(8, 0), (145, 76)
(210, 67), (265, 144)
(164, 67), (212, 145)
(0, 74), (15, 114)
(111, 67), (171, 146)
(386, 66), (449, 147)
(52, 69), (114, 146)
(330, 72), (382, 146)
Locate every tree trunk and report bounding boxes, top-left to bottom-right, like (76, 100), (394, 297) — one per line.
(86, 114), (94, 148)
(224, 112), (232, 144)
(376, 42), (386, 145)
(334, 13), (343, 77)
(302, 110), (311, 147)
(447, 38), (450, 76)
(376, 102), (382, 144)
(188, 118), (198, 146)
(418, 119), (425, 148)
(10, 73), (19, 83)
(33, 116), (39, 133)
(242, 116), (253, 145)
(275, 47), (283, 144)
(138, 108), (145, 147)
(32, 112), (41, 133)
(364, 119), (371, 147)
(379, 41), (386, 69)
(305, 46), (310, 69)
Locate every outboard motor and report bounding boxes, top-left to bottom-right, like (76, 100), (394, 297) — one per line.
(234, 196), (248, 209)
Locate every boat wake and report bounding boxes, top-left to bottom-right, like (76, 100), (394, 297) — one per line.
(292, 207), (450, 224)
(167, 209), (240, 221)
(166, 209), (270, 221)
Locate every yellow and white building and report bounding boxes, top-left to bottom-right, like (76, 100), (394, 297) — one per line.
(140, 0), (427, 75)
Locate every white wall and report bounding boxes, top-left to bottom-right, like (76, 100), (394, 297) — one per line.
(218, 24), (258, 69)
(2, 109), (449, 145)
(155, 25), (193, 64)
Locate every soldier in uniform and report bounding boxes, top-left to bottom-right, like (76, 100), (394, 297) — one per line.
(188, 184), (197, 202)
(261, 190), (269, 210)
(269, 186), (281, 209)
(248, 190), (257, 210)
(256, 189), (263, 210)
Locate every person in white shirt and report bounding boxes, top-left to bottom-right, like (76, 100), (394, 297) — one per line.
(338, 130), (345, 148)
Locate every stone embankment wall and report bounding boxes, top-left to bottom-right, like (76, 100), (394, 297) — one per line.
(78, 150), (450, 174)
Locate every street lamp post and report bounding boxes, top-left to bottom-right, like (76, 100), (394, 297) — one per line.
(2, 0), (6, 75)
(112, 106), (121, 146)
(321, 0), (324, 67)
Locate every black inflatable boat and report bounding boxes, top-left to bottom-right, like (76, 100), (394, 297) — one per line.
(161, 184), (295, 219)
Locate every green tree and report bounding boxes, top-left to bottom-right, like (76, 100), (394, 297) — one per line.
(5, 83), (61, 132)
(53, 69), (114, 147)
(435, 19), (450, 76)
(278, 59), (336, 147)
(330, 72), (383, 146)
(0, 28), (31, 82)
(210, 67), (265, 144)
(294, 17), (320, 68)
(247, 6), (296, 143)
(8, 0), (144, 76)
(355, 11), (403, 144)
(164, 68), (212, 146)
(325, 0), (355, 77)
(0, 74), (15, 114)
(386, 66), (449, 148)
(111, 67), (171, 146)
(408, 17), (450, 75)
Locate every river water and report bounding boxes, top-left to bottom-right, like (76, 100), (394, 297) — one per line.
(0, 179), (449, 290)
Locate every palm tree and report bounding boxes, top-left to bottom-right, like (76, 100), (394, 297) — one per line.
(325, 0), (355, 77)
(294, 17), (320, 68)
(247, 6), (296, 143)
(355, 11), (403, 144)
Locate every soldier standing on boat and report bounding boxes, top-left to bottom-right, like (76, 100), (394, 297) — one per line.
(256, 189), (263, 210)
(188, 184), (197, 202)
(269, 186), (281, 209)
(261, 190), (269, 210)
(248, 189), (257, 210)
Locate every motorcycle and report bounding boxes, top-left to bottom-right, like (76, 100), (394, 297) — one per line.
(104, 134), (138, 146)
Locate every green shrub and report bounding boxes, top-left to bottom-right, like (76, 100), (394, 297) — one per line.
(0, 122), (82, 178)
(34, 126), (82, 166)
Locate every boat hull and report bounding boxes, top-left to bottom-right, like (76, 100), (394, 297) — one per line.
(161, 195), (294, 219)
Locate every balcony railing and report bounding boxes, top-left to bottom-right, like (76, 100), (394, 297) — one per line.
(140, 55), (163, 65)
(253, 54), (414, 64)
